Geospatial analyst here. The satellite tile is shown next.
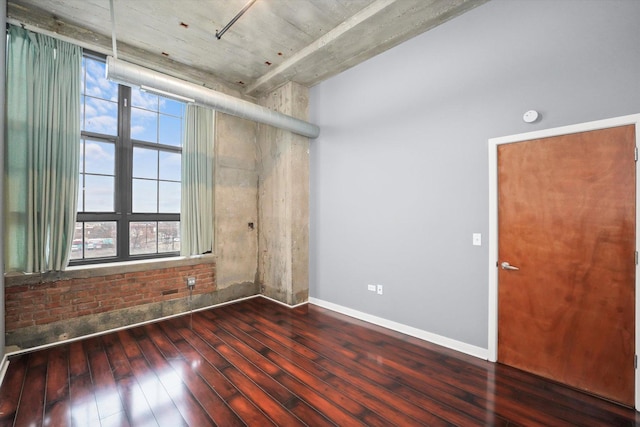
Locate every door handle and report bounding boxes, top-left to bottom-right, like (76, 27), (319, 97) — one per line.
(501, 261), (520, 271)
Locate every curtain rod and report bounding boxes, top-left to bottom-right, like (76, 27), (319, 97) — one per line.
(6, 19), (113, 57)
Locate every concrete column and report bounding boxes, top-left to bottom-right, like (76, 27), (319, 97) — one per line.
(214, 112), (259, 291)
(257, 82), (310, 305)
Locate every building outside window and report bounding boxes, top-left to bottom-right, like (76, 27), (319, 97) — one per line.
(70, 53), (184, 264)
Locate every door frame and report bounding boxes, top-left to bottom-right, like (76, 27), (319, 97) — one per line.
(488, 113), (640, 409)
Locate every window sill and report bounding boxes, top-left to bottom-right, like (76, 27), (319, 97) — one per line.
(4, 253), (216, 287)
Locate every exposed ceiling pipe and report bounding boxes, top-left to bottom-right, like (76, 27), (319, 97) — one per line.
(106, 56), (320, 139)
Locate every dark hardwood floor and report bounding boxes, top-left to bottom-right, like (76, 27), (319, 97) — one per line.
(0, 297), (639, 426)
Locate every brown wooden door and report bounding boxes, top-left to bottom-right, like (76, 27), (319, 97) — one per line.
(497, 125), (636, 406)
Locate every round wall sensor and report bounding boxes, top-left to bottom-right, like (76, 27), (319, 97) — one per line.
(523, 110), (539, 123)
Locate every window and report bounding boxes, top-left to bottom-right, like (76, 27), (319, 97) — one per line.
(70, 54), (184, 264)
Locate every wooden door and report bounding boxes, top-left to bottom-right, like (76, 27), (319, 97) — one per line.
(497, 125), (636, 406)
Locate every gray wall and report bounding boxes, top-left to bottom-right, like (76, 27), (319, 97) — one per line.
(309, 0), (640, 349)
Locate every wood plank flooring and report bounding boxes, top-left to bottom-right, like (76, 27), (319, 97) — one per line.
(1, 297), (639, 426)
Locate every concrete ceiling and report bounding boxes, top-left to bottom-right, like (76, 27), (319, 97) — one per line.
(7, 0), (487, 97)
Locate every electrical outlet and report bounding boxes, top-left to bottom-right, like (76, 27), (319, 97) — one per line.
(187, 277), (196, 290)
(367, 284), (376, 292)
(377, 284), (383, 295)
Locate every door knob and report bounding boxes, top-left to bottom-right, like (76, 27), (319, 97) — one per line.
(501, 261), (520, 271)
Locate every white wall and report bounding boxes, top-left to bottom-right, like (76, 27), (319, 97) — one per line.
(309, 0), (640, 349)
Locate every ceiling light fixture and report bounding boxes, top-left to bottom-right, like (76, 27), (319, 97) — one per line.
(140, 85), (195, 104)
(216, 0), (258, 40)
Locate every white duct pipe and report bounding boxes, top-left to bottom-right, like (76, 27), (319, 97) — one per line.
(106, 56), (320, 139)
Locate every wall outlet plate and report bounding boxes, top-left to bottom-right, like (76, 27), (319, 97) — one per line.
(377, 284), (383, 295)
(367, 284), (376, 292)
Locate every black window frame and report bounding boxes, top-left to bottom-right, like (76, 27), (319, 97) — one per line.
(71, 52), (182, 266)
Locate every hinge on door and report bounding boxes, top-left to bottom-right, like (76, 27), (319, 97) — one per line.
(635, 147), (638, 162)
(636, 251), (638, 265)
(635, 355), (637, 369)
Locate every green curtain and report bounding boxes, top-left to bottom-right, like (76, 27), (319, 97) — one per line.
(5, 26), (81, 272)
(181, 105), (214, 256)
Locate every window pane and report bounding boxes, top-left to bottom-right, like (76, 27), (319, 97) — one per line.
(132, 179), (157, 213)
(159, 151), (181, 181)
(159, 114), (182, 147)
(131, 87), (159, 110)
(84, 175), (114, 212)
(83, 97), (118, 135)
(80, 103), (84, 131)
(158, 221), (180, 253)
(84, 222), (117, 259)
(133, 147), (158, 179)
(84, 139), (115, 175)
(131, 107), (158, 143)
(159, 98), (183, 116)
(83, 58), (118, 100)
(130, 222), (157, 255)
(70, 222), (84, 260)
(70, 222), (117, 260)
(159, 181), (181, 213)
(77, 181), (82, 212)
(79, 143), (84, 171)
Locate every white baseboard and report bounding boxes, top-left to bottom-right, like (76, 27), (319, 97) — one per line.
(259, 294), (309, 309)
(308, 297), (489, 360)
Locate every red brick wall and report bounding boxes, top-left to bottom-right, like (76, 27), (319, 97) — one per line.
(5, 263), (216, 332)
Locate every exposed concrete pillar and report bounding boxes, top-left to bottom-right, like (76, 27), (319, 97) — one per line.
(214, 112), (259, 291)
(257, 82), (310, 305)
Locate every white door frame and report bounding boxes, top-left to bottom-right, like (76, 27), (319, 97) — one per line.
(488, 113), (640, 409)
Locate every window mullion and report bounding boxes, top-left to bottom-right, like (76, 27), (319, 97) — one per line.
(118, 85), (133, 260)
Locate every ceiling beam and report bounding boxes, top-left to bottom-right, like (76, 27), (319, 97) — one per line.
(245, 0), (489, 95)
(244, 0), (396, 95)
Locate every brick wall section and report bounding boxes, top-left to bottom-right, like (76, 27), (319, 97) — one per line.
(5, 262), (215, 333)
